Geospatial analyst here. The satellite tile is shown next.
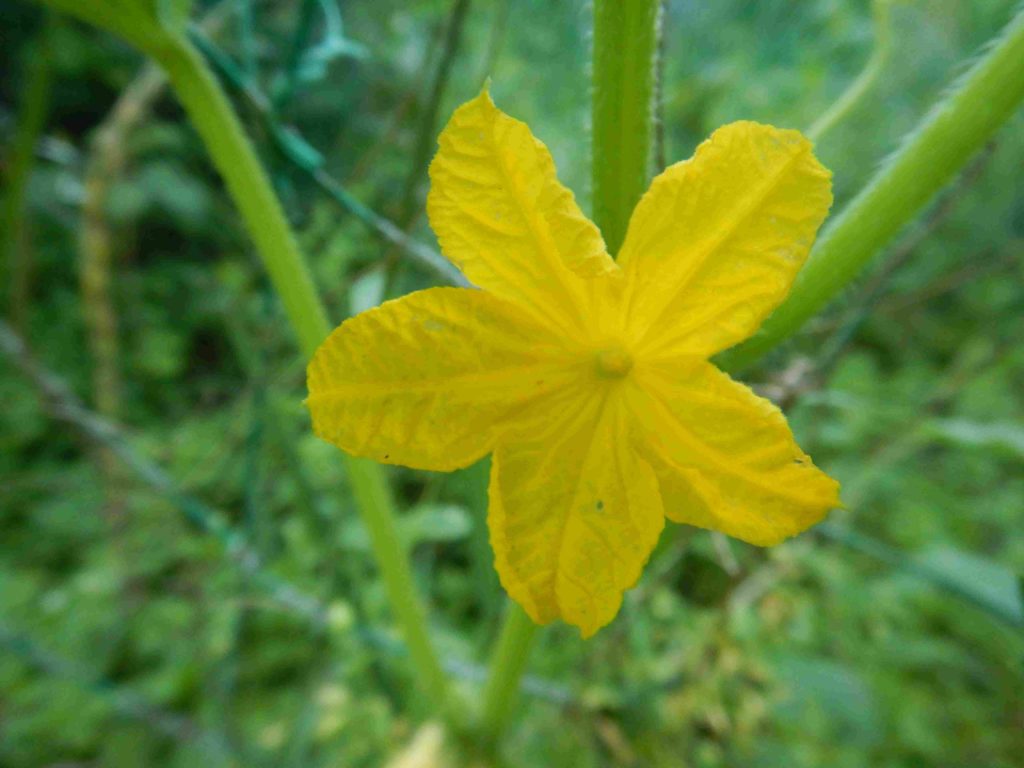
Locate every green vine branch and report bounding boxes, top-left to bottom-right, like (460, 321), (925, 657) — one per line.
(477, 603), (539, 755)
(187, 29), (468, 287)
(475, 1), (666, 752)
(591, 0), (660, 254)
(28, 0), (457, 721)
(808, 0), (896, 142)
(158, 31), (458, 718)
(719, 7), (1024, 371)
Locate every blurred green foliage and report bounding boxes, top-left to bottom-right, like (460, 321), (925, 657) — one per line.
(1, 0), (1022, 766)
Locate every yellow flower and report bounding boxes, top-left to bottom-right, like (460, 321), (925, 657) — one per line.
(307, 89), (840, 637)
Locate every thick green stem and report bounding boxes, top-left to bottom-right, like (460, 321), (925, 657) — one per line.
(719, 8), (1024, 372)
(478, 604), (538, 752)
(345, 454), (455, 712)
(34, 0), (165, 53)
(156, 37), (329, 356)
(591, 0), (660, 255)
(475, 0), (662, 755)
(28, 0), (456, 719)
(149, 34), (454, 716)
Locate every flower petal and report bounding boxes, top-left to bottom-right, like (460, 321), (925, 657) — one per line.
(618, 121), (832, 357)
(307, 287), (578, 472)
(427, 88), (616, 339)
(489, 387), (664, 637)
(627, 360), (839, 545)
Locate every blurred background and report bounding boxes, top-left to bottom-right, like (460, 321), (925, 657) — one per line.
(1, 0), (1022, 765)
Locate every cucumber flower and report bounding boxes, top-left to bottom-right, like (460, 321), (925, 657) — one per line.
(308, 89), (840, 636)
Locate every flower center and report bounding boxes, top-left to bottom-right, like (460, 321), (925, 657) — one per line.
(595, 346), (633, 379)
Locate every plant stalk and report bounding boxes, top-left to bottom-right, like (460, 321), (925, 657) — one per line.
(476, 0), (662, 755)
(478, 603), (538, 752)
(807, 0), (894, 143)
(155, 37), (330, 356)
(591, 0), (660, 255)
(152, 33), (455, 716)
(28, 0), (457, 718)
(719, 7), (1024, 371)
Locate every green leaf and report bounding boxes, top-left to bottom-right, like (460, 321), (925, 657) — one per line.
(927, 418), (1024, 458)
(773, 656), (882, 747)
(916, 546), (1024, 626)
(108, 161), (211, 232)
(1018, 575), (1024, 620)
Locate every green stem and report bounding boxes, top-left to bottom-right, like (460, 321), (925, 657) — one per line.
(591, 0), (660, 255)
(719, 7), (1024, 372)
(344, 455), (457, 711)
(155, 37), (329, 356)
(186, 27), (468, 286)
(807, 0), (893, 143)
(34, 0), (164, 52)
(478, 603), (539, 753)
(3, 15), (54, 331)
(27, 0), (457, 717)
(475, 0), (662, 755)
(147, 33), (454, 716)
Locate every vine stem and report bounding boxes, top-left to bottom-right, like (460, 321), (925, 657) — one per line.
(591, 0), (660, 254)
(30, 0), (456, 725)
(477, 603), (538, 753)
(155, 37), (329, 354)
(719, 7), (1024, 371)
(150, 33), (456, 717)
(476, 0), (662, 755)
(807, 0), (894, 143)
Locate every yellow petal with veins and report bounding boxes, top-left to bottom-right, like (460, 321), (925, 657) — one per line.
(307, 287), (578, 472)
(627, 360), (839, 545)
(618, 121), (832, 358)
(489, 386), (664, 637)
(427, 88), (617, 341)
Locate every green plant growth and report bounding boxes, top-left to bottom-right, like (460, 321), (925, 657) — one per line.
(2, 1), (1023, 766)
